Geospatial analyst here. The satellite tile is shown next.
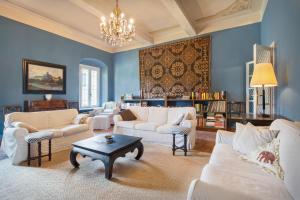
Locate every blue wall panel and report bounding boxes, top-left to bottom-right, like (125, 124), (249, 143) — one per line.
(113, 23), (261, 102)
(261, 0), (300, 120)
(0, 16), (114, 136)
(113, 50), (140, 101)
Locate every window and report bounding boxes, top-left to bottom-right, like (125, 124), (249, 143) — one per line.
(79, 64), (100, 109)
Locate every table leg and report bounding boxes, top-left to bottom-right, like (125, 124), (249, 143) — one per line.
(27, 143), (31, 166)
(184, 134), (187, 156)
(172, 134), (176, 156)
(70, 149), (80, 168)
(38, 142), (41, 167)
(135, 142), (144, 160)
(102, 156), (115, 180)
(49, 139), (52, 161)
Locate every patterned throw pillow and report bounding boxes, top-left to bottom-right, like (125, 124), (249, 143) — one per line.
(11, 121), (38, 133)
(120, 109), (137, 121)
(241, 138), (284, 179)
(73, 114), (89, 124)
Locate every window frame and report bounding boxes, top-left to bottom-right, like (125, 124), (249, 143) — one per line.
(79, 64), (100, 109)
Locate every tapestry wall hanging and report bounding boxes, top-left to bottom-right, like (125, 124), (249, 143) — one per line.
(139, 36), (211, 98)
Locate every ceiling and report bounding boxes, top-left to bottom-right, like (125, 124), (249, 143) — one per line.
(0, 0), (268, 53)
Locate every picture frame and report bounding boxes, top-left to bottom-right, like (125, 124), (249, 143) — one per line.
(22, 59), (66, 94)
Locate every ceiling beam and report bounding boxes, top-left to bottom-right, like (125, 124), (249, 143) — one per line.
(69, 0), (154, 45)
(160, 0), (197, 36)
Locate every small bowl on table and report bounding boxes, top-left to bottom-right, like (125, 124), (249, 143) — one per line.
(104, 134), (114, 144)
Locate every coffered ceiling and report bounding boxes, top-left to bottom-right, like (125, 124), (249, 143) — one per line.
(0, 0), (268, 53)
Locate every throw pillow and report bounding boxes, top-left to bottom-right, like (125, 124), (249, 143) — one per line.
(11, 121), (38, 133)
(120, 109), (137, 121)
(241, 138), (284, 179)
(234, 124), (279, 154)
(232, 122), (254, 150)
(73, 114), (89, 124)
(171, 113), (185, 125)
(183, 113), (192, 120)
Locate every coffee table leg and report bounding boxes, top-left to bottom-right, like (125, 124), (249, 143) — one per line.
(103, 156), (114, 180)
(70, 149), (80, 168)
(135, 142), (144, 160)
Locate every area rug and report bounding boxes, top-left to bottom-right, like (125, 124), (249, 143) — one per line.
(0, 144), (210, 200)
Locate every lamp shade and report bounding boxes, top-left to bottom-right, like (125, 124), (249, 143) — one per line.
(250, 63), (278, 87)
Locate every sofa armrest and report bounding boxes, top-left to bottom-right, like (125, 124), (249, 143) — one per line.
(113, 115), (123, 124)
(187, 179), (201, 200)
(216, 130), (235, 145)
(1, 127), (29, 164)
(85, 117), (94, 130)
(181, 120), (197, 129)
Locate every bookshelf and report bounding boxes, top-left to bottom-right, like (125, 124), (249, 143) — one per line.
(122, 93), (227, 132)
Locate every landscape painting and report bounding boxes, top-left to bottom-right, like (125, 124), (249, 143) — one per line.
(23, 59), (66, 94)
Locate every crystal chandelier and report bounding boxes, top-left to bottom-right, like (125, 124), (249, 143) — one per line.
(99, 0), (135, 47)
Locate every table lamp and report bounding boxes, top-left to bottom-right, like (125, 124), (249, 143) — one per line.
(250, 63), (278, 117)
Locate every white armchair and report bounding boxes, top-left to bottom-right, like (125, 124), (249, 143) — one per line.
(92, 101), (120, 125)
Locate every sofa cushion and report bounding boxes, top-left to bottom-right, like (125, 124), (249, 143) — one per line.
(270, 119), (300, 199)
(129, 106), (149, 121)
(60, 124), (89, 137)
(135, 122), (160, 131)
(210, 144), (269, 176)
(5, 111), (49, 130)
(120, 109), (137, 121)
(116, 120), (143, 129)
(199, 164), (292, 200)
(47, 109), (78, 127)
(148, 107), (168, 125)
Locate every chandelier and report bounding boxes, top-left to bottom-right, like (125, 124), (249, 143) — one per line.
(99, 0), (135, 47)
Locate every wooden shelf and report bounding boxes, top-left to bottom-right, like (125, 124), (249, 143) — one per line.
(197, 127), (226, 132)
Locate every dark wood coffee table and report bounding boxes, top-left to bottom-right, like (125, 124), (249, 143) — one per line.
(70, 134), (143, 180)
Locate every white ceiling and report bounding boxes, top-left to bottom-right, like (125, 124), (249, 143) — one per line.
(0, 0), (268, 53)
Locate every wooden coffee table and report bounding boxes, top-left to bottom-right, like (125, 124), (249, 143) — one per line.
(70, 134), (143, 180)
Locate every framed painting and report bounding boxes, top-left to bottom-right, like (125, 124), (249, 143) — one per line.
(22, 59), (66, 94)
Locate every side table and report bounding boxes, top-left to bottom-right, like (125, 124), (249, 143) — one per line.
(25, 131), (53, 167)
(170, 126), (191, 156)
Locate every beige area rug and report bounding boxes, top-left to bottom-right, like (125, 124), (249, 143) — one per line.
(0, 144), (210, 200)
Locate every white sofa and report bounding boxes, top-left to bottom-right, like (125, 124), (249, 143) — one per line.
(187, 119), (300, 200)
(113, 106), (197, 149)
(0, 109), (94, 165)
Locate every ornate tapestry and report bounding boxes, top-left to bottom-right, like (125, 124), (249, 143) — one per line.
(139, 36), (211, 98)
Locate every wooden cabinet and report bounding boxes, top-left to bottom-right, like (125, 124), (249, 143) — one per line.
(24, 100), (68, 112)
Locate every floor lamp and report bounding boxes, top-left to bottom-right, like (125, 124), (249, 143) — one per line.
(250, 63), (278, 117)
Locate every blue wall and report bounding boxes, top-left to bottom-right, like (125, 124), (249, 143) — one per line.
(261, 0), (300, 120)
(113, 23), (261, 101)
(0, 16), (114, 135)
(113, 50), (140, 100)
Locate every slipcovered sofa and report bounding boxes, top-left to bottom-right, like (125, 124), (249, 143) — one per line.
(187, 119), (300, 200)
(1, 109), (94, 164)
(113, 106), (197, 149)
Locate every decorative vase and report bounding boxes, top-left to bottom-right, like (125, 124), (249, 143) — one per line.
(45, 94), (52, 101)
